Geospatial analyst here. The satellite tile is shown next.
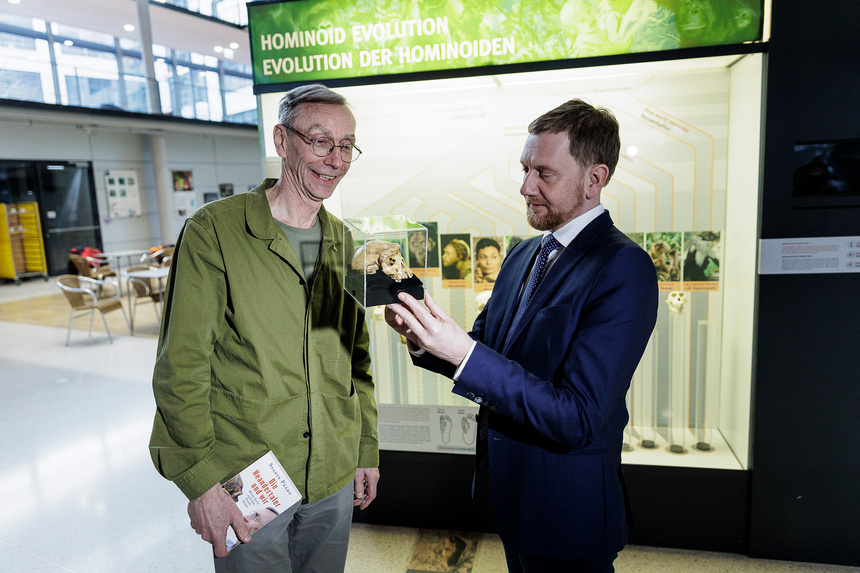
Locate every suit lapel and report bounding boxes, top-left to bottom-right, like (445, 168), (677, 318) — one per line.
(492, 238), (540, 352)
(498, 213), (614, 353)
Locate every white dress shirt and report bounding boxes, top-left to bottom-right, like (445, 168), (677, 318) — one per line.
(451, 204), (606, 379)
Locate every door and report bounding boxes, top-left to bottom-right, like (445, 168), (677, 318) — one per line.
(35, 162), (102, 276)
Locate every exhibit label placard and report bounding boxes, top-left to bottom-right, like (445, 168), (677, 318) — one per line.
(378, 404), (477, 455)
(759, 236), (860, 275)
(247, 0), (763, 90)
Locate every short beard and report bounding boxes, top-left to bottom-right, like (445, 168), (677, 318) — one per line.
(527, 202), (582, 231)
(528, 209), (564, 231)
(526, 182), (585, 231)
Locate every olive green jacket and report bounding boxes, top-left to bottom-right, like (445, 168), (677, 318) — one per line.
(149, 179), (378, 502)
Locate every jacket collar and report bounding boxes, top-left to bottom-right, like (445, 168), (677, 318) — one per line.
(246, 179), (337, 250)
(499, 211), (614, 353)
(245, 179), (339, 273)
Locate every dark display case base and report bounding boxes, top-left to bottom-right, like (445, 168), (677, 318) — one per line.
(347, 272), (424, 308)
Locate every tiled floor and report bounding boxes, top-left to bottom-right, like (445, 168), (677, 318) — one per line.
(1, 278), (857, 572)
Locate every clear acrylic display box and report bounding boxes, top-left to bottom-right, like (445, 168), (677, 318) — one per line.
(343, 215), (426, 308)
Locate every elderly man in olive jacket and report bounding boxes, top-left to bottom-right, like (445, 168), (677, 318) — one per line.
(149, 84), (379, 572)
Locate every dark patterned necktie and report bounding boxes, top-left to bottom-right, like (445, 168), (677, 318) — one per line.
(501, 234), (561, 354)
(475, 234), (561, 478)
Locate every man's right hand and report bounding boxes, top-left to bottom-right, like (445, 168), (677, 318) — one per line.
(187, 482), (251, 558)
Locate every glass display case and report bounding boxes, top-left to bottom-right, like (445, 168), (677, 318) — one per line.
(343, 215), (426, 308)
(260, 53), (763, 471)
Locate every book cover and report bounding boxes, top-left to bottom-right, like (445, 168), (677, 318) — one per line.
(222, 450), (301, 552)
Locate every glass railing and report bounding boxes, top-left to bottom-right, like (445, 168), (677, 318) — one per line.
(153, 0), (249, 27)
(0, 12), (256, 125)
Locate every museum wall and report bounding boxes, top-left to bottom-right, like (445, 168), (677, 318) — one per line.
(0, 108), (262, 252)
(751, 0), (860, 566)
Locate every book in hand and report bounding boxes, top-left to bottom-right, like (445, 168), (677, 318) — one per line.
(222, 450), (301, 552)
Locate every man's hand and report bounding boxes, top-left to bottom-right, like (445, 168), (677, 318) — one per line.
(354, 467), (380, 510)
(384, 303), (419, 348)
(187, 482), (251, 558)
(385, 291), (473, 366)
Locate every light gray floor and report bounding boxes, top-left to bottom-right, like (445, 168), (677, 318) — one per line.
(0, 279), (857, 572)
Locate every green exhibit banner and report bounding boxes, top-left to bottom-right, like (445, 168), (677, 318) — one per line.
(248, 0), (763, 90)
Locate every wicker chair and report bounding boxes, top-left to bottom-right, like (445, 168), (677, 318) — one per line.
(69, 254), (117, 281)
(56, 274), (130, 345)
(140, 246), (174, 267)
(124, 264), (165, 332)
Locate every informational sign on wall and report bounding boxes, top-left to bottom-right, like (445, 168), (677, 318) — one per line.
(378, 404), (478, 455)
(247, 0), (763, 90)
(759, 236), (860, 274)
(104, 169), (141, 219)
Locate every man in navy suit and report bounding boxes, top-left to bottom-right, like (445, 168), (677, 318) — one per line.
(385, 99), (658, 572)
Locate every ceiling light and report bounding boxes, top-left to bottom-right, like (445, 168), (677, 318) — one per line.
(229, 42), (239, 49)
(223, 49), (234, 59)
(214, 45), (223, 53)
(627, 145), (639, 157)
(124, 24), (135, 32)
(8, 0), (22, 5)
(63, 40), (73, 46)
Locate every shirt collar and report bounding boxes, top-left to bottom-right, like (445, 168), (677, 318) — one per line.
(545, 204), (605, 248)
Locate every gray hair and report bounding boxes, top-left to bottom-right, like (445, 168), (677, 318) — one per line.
(277, 84), (349, 126)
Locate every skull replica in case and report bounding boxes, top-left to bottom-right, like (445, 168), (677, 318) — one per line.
(346, 239), (423, 308)
(351, 240), (414, 281)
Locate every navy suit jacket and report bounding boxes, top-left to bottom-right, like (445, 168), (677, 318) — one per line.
(417, 212), (658, 559)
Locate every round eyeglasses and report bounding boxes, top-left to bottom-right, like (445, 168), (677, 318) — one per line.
(283, 124), (362, 163)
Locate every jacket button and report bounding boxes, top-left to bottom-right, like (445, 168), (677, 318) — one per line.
(465, 392), (475, 399)
(474, 397), (483, 404)
(303, 431), (310, 438)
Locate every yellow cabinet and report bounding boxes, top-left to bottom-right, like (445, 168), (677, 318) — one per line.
(0, 202), (48, 283)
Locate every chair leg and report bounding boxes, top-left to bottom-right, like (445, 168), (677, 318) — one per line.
(120, 306), (131, 335)
(66, 308), (95, 345)
(66, 309), (75, 346)
(130, 300), (136, 335)
(100, 311), (113, 344)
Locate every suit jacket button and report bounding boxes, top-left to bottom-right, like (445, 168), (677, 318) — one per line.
(474, 397), (483, 404)
(466, 392), (475, 400)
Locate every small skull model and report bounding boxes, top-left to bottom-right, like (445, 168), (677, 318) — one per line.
(351, 240), (414, 282)
(665, 291), (687, 314)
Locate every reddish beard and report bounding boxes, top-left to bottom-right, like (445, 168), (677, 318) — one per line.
(526, 179), (586, 231)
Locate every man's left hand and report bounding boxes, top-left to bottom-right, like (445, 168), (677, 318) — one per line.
(385, 291), (473, 366)
(354, 467), (380, 510)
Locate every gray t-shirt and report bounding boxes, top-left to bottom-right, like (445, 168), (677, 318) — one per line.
(276, 218), (322, 283)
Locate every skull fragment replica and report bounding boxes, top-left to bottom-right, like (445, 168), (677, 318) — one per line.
(665, 291), (688, 314)
(351, 240), (414, 282)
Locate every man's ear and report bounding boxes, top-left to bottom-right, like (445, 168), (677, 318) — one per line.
(273, 124), (288, 158)
(585, 164), (609, 200)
